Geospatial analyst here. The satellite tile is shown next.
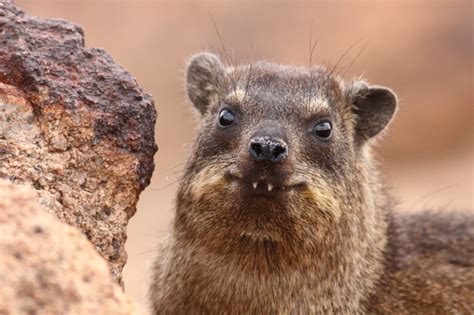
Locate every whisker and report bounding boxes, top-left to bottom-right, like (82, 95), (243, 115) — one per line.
(307, 19), (320, 107)
(339, 39), (368, 78)
(243, 39), (255, 102)
(209, 14), (238, 94)
(407, 178), (473, 211)
(329, 37), (367, 77)
(160, 162), (187, 175)
(156, 161), (236, 188)
(151, 180), (181, 191)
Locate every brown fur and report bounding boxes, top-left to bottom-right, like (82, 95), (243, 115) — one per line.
(149, 53), (474, 314)
(368, 211), (474, 314)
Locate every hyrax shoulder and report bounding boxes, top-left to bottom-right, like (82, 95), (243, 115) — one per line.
(149, 52), (474, 314)
(369, 210), (474, 314)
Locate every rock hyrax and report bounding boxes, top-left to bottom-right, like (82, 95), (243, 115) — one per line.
(149, 52), (474, 314)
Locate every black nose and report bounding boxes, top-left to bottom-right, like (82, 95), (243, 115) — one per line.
(248, 136), (288, 163)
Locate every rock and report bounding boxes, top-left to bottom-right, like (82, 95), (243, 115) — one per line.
(0, 180), (140, 314)
(0, 0), (157, 286)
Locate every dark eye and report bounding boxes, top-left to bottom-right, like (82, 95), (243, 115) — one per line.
(218, 109), (235, 127)
(314, 121), (332, 139)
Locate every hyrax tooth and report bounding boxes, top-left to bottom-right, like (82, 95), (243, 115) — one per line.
(268, 184), (273, 191)
(252, 182), (258, 189)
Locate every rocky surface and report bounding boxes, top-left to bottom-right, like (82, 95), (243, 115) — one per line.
(0, 0), (157, 286)
(0, 180), (140, 315)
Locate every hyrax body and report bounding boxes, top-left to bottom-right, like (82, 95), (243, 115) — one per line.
(149, 53), (474, 314)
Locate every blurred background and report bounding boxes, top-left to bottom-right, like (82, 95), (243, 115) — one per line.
(16, 0), (473, 313)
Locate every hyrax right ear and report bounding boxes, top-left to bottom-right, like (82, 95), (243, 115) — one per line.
(186, 52), (225, 115)
(347, 81), (398, 145)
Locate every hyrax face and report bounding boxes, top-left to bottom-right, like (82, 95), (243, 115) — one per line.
(178, 53), (397, 244)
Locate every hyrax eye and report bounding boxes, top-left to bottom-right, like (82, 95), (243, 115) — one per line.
(314, 121), (332, 139)
(218, 109), (235, 127)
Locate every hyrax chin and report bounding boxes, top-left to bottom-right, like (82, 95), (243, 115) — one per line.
(149, 52), (474, 314)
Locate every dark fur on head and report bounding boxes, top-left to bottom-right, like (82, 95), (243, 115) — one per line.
(149, 53), (473, 314)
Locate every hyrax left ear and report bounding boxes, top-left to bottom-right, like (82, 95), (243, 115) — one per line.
(348, 82), (398, 143)
(186, 52), (225, 115)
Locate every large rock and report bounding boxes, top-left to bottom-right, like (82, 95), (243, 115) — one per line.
(0, 180), (139, 314)
(0, 0), (157, 286)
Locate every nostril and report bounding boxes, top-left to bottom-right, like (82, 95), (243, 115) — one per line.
(272, 145), (287, 161)
(249, 140), (266, 161)
(251, 142), (263, 156)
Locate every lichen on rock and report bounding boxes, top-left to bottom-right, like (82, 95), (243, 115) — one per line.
(0, 0), (157, 286)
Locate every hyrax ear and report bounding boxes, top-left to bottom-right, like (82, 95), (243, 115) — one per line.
(186, 52), (225, 115)
(347, 81), (398, 144)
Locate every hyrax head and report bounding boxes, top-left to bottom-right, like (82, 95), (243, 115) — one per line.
(178, 52), (397, 243)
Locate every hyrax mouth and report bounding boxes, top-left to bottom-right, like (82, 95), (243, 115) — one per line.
(251, 181), (282, 192)
(226, 173), (305, 195)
